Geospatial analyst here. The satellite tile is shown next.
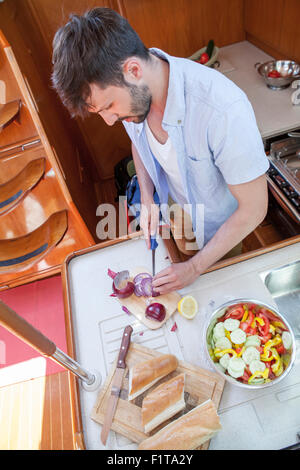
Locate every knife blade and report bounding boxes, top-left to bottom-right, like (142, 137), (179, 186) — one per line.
(100, 324), (133, 446)
(150, 235), (158, 277)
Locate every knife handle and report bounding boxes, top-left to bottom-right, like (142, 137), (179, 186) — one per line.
(150, 235), (158, 250)
(117, 325), (133, 369)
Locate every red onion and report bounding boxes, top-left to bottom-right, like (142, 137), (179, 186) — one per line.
(112, 270), (135, 299)
(107, 268), (117, 279)
(145, 302), (166, 322)
(133, 272), (160, 298)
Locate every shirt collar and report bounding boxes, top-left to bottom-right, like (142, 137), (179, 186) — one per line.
(149, 48), (186, 127)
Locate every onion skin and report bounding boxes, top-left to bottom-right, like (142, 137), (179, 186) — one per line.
(112, 271), (135, 299)
(145, 303), (166, 322)
(112, 280), (135, 298)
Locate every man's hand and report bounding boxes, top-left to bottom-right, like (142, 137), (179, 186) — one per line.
(152, 259), (199, 294)
(140, 200), (160, 249)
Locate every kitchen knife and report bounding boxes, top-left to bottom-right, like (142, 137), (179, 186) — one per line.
(150, 235), (158, 277)
(100, 324), (133, 446)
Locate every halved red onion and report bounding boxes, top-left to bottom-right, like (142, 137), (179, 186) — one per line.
(133, 272), (160, 298)
(145, 302), (166, 322)
(134, 282), (144, 297)
(140, 277), (153, 297)
(133, 272), (152, 284)
(112, 270), (135, 299)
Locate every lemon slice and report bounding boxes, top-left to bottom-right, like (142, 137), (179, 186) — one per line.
(178, 295), (198, 319)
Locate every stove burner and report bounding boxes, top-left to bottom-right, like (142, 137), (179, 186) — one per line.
(267, 136), (300, 223)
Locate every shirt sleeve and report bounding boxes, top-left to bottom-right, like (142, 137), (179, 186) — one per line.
(208, 98), (269, 185)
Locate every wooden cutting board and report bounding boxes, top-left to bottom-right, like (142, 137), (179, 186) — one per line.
(115, 267), (181, 330)
(91, 343), (225, 450)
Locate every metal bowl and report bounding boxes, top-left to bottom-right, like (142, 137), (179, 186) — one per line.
(205, 298), (296, 389)
(255, 60), (300, 90)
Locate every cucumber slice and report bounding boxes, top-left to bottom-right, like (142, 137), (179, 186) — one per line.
(228, 356), (245, 373)
(249, 360), (266, 375)
(230, 328), (246, 345)
(224, 318), (240, 332)
(227, 366), (244, 379)
(282, 331), (292, 350)
(242, 346), (260, 365)
(213, 322), (225, 339)
(215, 337), (232, 350)
(214, 363), (226, 374)
(219, 353), (231, 369)
(245, 335), (261, 348)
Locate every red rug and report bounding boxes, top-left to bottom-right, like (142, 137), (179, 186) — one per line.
(0, 275), (67, 384)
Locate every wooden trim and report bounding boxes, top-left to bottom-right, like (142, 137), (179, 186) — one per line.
(0, 29), (9, 49)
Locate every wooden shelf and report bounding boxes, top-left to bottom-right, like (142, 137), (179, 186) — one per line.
(0, 99), (20, 130)
(0, 210), (68, 273)
(0, 157), (45, 215)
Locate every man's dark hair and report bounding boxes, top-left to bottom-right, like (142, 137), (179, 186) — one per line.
(52, 7), (150, 117)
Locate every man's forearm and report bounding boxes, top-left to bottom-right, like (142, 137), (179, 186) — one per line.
(190, 205), (266, 276)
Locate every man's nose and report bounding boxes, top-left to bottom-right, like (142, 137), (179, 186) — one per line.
(99, 110), (118, 126)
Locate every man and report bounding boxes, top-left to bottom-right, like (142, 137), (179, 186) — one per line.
(52, 7), (269, 294)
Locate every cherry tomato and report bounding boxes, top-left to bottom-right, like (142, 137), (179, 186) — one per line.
(198, 52), (209, 64)
(224, 305), (244, 320)
(275, 344), (285, 355)
(268, 70), (281, 78)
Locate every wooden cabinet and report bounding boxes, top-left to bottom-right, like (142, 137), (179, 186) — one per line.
(0, 31), (94, 289)
(244, 0), (300, 62)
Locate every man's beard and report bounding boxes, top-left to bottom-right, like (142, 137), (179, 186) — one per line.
(119, 82), (152, 123)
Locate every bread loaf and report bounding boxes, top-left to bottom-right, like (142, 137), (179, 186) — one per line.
(138, 399), (221, 450)
(128, 354), (178, 401)
(142, 373), (185, 433)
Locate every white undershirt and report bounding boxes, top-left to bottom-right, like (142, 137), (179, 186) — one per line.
(145, 119), (188, 207)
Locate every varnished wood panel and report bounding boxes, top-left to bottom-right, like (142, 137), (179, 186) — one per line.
(0, 371), (74, 450)
(244, 0), (284, 52)
(122, 0), (245, 56)
(245, 0), (300, 63)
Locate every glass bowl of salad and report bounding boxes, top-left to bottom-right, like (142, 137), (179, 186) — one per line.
(205, 299), (296, 389)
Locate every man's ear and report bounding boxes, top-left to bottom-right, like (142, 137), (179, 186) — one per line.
(122, 58), (143, 83)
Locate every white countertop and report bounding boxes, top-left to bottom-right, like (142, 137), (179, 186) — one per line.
(66, 40), (300, 451)
(219, 41), (300, 139)
(67, 235), (300, 450)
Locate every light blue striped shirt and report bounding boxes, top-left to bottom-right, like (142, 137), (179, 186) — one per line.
(123, 48), (269, 249)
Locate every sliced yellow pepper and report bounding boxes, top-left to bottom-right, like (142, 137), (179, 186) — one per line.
(270, 347), (281, 373)
(272, 321), (287, 330)
(264, 335), (282, 354)
(225, 329), (231, 340)
(269, 324), (276, 335)
(251, 316), (265, 328)
(248, 368), (269, 383)
(214, 348), (237, 358)
(241, 309), (249, 323)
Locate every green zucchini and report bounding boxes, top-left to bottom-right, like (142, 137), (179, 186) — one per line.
(206, 39), (215, 59)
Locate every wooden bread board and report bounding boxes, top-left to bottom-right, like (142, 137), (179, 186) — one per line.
(115, 267), (181, 330)
(91, 343), (225, 450)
